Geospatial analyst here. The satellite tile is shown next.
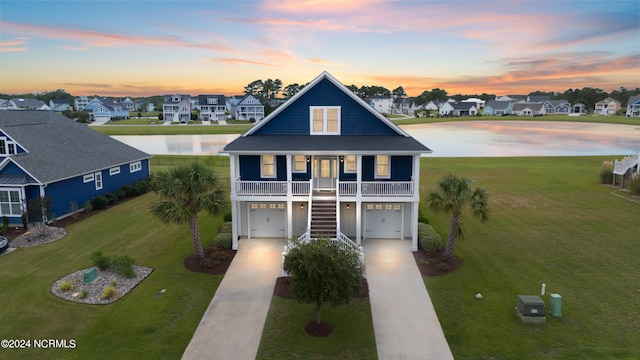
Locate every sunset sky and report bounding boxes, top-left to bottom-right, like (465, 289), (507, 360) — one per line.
(1, 0), (638, 97)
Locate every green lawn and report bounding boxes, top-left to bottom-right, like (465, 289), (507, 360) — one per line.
(420, 156), (640, 359)
(0, 193), (225, 359)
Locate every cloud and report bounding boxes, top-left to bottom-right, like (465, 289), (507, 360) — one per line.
(0, 38), (29, 52)
(205, 57), (275, 67)
(308, 58), (344, 67)
(0, 21), (233, 52)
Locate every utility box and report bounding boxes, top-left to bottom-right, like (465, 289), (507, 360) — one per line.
(550, 293), (562, 317)
(516, 295), (546, 323)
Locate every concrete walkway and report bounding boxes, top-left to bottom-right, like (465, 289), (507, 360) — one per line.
(181, 238), (285, 360)
(364, 239), (454, 360)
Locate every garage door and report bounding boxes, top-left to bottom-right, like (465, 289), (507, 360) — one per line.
(364, 203), (402, 239)
(249, 202), (286, 238)
(94, 115), (110, 122)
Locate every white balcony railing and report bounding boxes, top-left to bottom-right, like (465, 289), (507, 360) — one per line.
(235, 179), (415, 197)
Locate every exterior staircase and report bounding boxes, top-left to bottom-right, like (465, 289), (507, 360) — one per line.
(310, 198), (337, 238)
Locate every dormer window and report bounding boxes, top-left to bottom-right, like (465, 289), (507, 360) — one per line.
(207, 98), (217, 105)
(0, 138), (16, 155)
(310, 106), (340, 135)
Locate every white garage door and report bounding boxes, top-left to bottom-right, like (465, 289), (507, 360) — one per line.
(364, 203), (402, 239)
(249, 202), (286, 238)
(94, 115), (110, 122)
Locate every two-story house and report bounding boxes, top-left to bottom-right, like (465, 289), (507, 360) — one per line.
(196, 95), (227, 121)
(163, 94), (192, 123)
(0, 111), (151, 225)
(626, 95), (640, 118)
(74, 96), (93, 111)
(82, 98), (130, 122)
(222, 72), (431, 253)
(368, 96), (393, 114)
(227, 94), (264, 122)
(543, 100), (571, 114)
(594, 97), (621, 115)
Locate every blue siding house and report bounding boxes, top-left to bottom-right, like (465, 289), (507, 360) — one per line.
(0, 111), (151, 225)
(223, 72), (431, 252)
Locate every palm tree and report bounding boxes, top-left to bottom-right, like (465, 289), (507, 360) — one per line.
(150, 162), (227, 259)
(427, 173), (489, 262)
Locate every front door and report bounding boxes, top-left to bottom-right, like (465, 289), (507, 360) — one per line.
(313, 157), (337, 190)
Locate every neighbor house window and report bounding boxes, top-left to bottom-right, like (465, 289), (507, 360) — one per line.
(293, 155), (306, 173)
(95, 172), (103, 190)
(262, 155), (276, 178)
(375, 155), (390, 178)
(109, 167), (121, 176)
(129, 161), (142, 173)
(344, 155), (356, 173)
(0, 138), (17, 155)
(83, 174), (95, 183)
(309, 106), (340, 135)
(0, 189), (22, 215)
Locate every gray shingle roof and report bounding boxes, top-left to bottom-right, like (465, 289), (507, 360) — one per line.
(0, 111), (151, 184)
(223, 135), (431, 153)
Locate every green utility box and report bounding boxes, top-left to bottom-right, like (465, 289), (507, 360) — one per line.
(550, 293), (562, 317)
(516, 295), (546, 323)
(84, 267), (98, 284)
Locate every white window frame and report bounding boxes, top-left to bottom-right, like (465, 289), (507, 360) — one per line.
(109, 167), (121, 176)
(375, 155), (390, 179)
(0, 188), (23, 216)
(292, 155), (306, 173)
(129, 161), (142, 173)
(95, 172), (103, 190)
(0, 137), (17, 155)
(344, 155), (356, 173)
(261, 155), (276, 178)
(83, 174), (95, 183)
(309, 106), (341, 135)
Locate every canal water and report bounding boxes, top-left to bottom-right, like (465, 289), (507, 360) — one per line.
(113, 121), (639, 157)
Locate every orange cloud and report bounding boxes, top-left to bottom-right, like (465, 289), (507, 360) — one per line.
(308, 58), (344, 67)
(205, 57), (275, 67)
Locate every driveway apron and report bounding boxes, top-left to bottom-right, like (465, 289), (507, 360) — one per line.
(182, 238), (285, 360)
(364, 239), (454, 360)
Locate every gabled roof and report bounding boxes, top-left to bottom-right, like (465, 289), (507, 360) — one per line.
(224, 72), (430, 154)
(197, 95), (226, 106)
(628, 95), (640, 105)
(50, 99), (71, 106)
(11, 98), (47, 109)
(595, 97), (621, 105)
(0, 111), (150, 184)
(485, 100), (511, 110)
(452, 102), (476, 110)
(527, 95), (550, 103)
(513, 103), (545, 111)
(546, 100), (569, 107)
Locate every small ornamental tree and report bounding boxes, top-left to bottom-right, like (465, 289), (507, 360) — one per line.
(283, 239), (365, 327)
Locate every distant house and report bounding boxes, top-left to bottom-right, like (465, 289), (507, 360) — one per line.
(438, 101), (454, 117)
(0, 111), (151, 226)
(227, 94), (264, 121)
(462, 98), (485, 110)
(196, 95), (227, 121)
(121, 97), (136, 112)
(368, 96), (393, 114)
(451, 102), (477, 116)
(391, 97), (412, 115)
(222, 71), (431, 252)
(543, 100), (571, 114)
(0, 100), (11, 111)
(82, 98), (130, 122)
(483, 100), (513, 116)
(163, 94), (192, 123)
(527, 95), (551, 103)
(626, 95), (640, 118)
(49, 99), (73, 112)
(8, 98), (49, 111)
(512, 103), (546, 116)
(594, 97), (621, 115)
(572, 103), (586, 114)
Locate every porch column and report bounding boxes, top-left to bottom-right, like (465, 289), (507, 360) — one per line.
(355, 201), (362, 245)
(231, 200), (239, 250)
(286, 200), (293, 239)
(411, 201), (419, 251)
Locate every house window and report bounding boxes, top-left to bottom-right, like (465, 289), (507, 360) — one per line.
(293, 155), (306, 173)
(207, 98), (217, 105)
(181, 106), (187, 112)
(0, 189), (22, 216)
(109, 167), (121, 176)
(95, 172), (103, 190)
(261, 155), (276, 178)
(83, 174), (95, 183)
(309, 106), (340, 135)
(130, 161), (142, 173)
(344, 155), (356, 173)
(375, 155), (390, 178)
(0, 138), (16, 155)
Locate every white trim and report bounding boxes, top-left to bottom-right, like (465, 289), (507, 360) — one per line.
(0, 187), (24, 216)
(95, 172), (103, 190)
(83, 174), (94, 183)
(109, 167), (121, 176)
(129, 161), (142, 173)
(261, 154), (276, 178)
(309, 106), (341, 135)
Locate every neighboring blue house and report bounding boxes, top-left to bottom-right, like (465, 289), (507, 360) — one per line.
(82, 98), (130, 122)
(626, 95), (640, 118)
(0, 111), (151, 225)
(483, 100), (513, 116)
(222, 72), (432, 252)
(543, 100), (571, 114)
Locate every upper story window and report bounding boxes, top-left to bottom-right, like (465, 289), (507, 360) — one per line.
(344, 155), (356, 173)
(375, 155), (390, 178)
(130, 161), (142, 173)
(207, 98), (217, 105)
(0, 138), (17, 155)
(261, 155), (276, 178)
(310, 106), (340, 135)
(293, 155), (306, 173)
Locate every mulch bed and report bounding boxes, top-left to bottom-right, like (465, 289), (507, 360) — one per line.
(413, 248), (462, 276)
(183, 247), (236, 275)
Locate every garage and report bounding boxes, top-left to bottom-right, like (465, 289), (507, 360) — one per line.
(93, 114), (110, 122)
(248, 202), (286, 238)
(364, 203), (402, 239)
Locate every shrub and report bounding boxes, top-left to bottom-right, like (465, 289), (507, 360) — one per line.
(113, 255), (136, 278)
(21, 212), (28, 229)
(600, 160), (614, 184)
(1, 216), (8, 235)
(102, 285), (118, 299)
(110, 280), (118, 286)
(119, 185), (134, 198)
(70, 201), (80, 219)
(199, 257), (217, 268)
(78, 290), (87, 299)
(418, 222), (443, 253)
(90, 196), (108, 210)
(103, 192), (118, 205)
(223, 212), (232, 222)
(115, 188), (127, 201)
(57, 280), (74, 292)
(213, 232), (232, 249)
(628, 172), (640, 195)
(418, 209), (429, 224)
(91, 251), (112, 270)
(83, 200), (93, 212)
(211, 251), (230, 262)
(131, 179), (151, 195)
(218, 221), (233, 234)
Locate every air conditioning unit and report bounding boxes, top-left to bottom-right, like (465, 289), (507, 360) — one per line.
(516, 295), (546, 323)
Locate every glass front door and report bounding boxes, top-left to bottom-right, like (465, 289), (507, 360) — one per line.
(313, 157), (337, 190)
